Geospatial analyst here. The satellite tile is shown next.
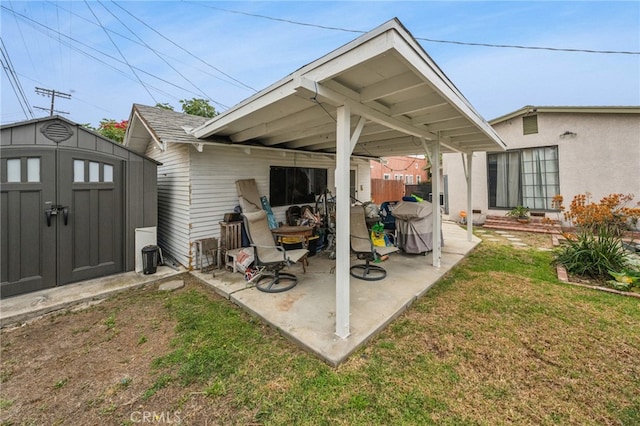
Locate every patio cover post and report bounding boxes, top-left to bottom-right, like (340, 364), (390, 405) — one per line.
(462, 152), (474, 242)
(335, 104), (352, 339)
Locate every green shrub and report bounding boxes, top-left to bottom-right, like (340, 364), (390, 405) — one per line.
(554, 228), (630, 279)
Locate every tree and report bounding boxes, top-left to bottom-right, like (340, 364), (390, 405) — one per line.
(179, 98), (217, 118)
(155, 102), (174, 111)
(96, 118), (128, 143)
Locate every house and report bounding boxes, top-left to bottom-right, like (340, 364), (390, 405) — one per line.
(370, 156), (429, 184)
(1, 116), (159, 297)
(123, 18), (506, 338)
(124, 103), (373, 270)
(443, 106), (640, 227)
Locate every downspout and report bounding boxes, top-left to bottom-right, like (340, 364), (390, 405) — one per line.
(421, 137), (441, 268)
(461, 152), (474, 242)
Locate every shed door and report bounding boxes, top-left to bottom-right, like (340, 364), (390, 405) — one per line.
(1, 148), (124, 297)
(1, 150), (57, 295)
(58, 150), (123, 285)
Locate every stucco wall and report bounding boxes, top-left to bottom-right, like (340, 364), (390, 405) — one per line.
(444, 112), (640, 224)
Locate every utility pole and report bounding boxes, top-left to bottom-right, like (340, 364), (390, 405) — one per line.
(34, 87), (71, 116)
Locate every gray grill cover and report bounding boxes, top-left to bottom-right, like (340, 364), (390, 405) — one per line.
(392, 201), (439, 254)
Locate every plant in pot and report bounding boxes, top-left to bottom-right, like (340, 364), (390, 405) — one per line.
(506, 205), (530, 223)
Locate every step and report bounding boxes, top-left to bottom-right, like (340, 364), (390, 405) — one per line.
(482, 215), (562, 234)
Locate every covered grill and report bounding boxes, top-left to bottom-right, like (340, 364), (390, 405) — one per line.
(392, 201), (442, 254)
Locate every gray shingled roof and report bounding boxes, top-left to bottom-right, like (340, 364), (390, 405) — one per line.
(132, 103), (210, 144)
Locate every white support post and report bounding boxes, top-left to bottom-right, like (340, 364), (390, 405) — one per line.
(335, 105), (351, 339)
(466, 152), (474, 242)
(431, 138), (442, 267)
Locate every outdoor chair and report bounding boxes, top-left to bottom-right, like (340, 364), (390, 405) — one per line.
(350, 205), (399, 281)
(242, 210), (308, 293)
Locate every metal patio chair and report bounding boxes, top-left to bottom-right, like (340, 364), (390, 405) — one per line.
(350, 205), (399, 281)
(242, 210), (308, 293)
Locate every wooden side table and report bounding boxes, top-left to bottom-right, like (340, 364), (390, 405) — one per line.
(271, 226), (314, 273)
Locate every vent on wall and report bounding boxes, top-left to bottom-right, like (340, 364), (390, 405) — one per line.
(522, 115), (538, 135)
(41, 120), (74, 143)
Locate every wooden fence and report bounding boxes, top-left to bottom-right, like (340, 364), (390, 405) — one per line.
(371, 179), (405, 203)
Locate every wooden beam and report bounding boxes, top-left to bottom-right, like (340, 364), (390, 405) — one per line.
(360, 71), (425, 102)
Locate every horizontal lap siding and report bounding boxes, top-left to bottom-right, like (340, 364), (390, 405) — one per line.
(189, 146), (369, 244)
(146, 143), (191, 267)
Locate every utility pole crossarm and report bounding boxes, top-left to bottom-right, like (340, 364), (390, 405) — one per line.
(35, 87), (71, 116)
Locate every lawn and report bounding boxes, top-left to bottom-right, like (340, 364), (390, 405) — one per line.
(1, 231), (639, 425)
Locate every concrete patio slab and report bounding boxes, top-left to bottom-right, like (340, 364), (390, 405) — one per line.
(192, 221), (480, 365)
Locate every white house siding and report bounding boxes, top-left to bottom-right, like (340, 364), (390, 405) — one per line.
(187, 144), (371, 267)
(145, 142), (192, 267)
(444, 111), (640, 224)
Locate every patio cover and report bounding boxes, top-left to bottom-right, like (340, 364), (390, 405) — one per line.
(189, 18), (506, 338)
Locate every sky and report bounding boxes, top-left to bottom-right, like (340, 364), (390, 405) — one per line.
(1, 1), (639, 127)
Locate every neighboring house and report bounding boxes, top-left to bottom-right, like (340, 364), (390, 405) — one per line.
(370, 156), (429, 184)
(1, 116), (159, 297)
(124, 104), (372, 269)
(443, 106), (640, 225)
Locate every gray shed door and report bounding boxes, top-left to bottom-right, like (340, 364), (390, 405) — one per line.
(1, 147), (124, 297)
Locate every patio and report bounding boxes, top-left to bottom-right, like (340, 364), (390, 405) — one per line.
(192, 220), (479, 365)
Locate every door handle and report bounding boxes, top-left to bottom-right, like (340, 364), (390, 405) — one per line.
(44, 205), (67, 226)
(45, 209), (54, 227)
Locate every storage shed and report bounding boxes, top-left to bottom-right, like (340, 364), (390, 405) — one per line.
(1, 116), (160, 298)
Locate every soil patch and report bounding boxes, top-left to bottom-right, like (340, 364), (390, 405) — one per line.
(0, 275), (206, 425)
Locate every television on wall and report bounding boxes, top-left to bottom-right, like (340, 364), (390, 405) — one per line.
(269, 166), (327, 207)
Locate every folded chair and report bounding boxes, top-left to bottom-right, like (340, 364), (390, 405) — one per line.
(242, 210), (308, 293)
(350, 205), (399, 281)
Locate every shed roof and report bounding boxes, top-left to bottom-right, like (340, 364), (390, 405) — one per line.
(190, 18), (506, 157)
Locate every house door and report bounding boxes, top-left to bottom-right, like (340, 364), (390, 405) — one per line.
(1, 148), (124, 297)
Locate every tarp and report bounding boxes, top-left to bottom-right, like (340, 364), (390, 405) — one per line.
(392, 201), (440, 254)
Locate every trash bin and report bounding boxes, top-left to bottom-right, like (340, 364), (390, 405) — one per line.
(142, 245), (159, 274)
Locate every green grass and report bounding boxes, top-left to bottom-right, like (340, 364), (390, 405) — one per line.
(136, 236), (640, 425)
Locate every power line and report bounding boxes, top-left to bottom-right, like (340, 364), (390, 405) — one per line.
(186, 2), (640, 56)
(46, 0), (251, 95)
(1, 5), (209, 104)
(111, 1), (257, 92)
(83, 0), (158, 104)
(0, 37), (34, 119)
(96, 0), (221, 109)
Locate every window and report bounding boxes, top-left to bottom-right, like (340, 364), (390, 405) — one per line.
(405, 175), (414, 184)
(394, 174), (403, 181)
(5, 158), (40, 183)
(488, 146), (559, 210)
(6, 159), (21, 182)
(416, 175), (421, 184)
(523, 115), (538, 135)
(73, 160), (114, 183)
(269, 166), (327, 207)
(383, 173), (390, 180)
